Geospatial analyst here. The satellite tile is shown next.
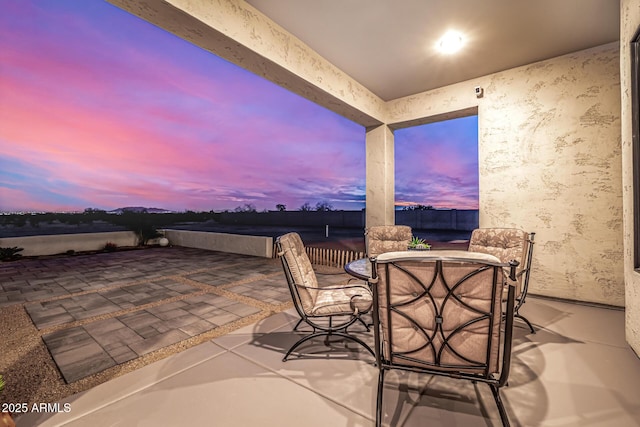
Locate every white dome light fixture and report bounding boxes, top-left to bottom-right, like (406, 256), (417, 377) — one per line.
(437, 30), (465, 54)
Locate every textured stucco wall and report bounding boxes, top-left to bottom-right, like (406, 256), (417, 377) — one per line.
(389, 43), (623, 306)
(484, 43), (622, 305)
(621, 0), (640, 354)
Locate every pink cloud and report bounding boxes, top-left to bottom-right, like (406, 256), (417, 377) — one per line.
(0, 187), (77, 212)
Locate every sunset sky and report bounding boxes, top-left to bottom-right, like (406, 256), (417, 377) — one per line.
(0, 0), (478, 213)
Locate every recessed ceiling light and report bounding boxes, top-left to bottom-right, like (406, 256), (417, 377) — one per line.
(437, 30), (465, 54)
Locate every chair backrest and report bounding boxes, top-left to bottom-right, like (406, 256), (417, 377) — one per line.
(276, 232), (318, 314)
(371, 251), (516, 376)
(468, 228), (532, 295)
(365, 225), (412, 258)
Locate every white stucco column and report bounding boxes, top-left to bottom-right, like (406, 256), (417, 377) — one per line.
(366, 125), (395, 227)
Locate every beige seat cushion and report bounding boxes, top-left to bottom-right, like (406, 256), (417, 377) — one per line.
(366, 225), (412, 257)
(311, 283), (373, 316)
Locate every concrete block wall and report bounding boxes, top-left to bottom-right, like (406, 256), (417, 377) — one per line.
(0, 230), (273, 258)
(0, 231), (138, 257)
(396, 209), (478, 231)
(163, 229), (273, 258)
(218, 210), (479, 231)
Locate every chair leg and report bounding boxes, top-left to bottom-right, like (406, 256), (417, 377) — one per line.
(489, 384), (510, 427)
(283, 331), (327, 361)
(346, 316), (371, 333)
(376, 368), (386, 427)
(515, 312), (535, 334)
(333, 332), (374, 356)
(283, 331), (374, 361)
(292, 318), (304, 331)
(321, 331), (374, 357)
(503, 311), (535, 334)
(357, 317), (371, 331)
(324, 317), (334, 346)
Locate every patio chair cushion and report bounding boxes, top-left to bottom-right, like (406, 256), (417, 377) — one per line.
(311, 283), (373, 316)
(371, 250), (517, 427)
(366, 225), (412, 257)
(468, 228), (528, 295)
(278, 232), (319, 312)
(374, 251), (504, 373)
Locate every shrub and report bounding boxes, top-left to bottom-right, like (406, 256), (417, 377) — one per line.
(0, 247), (23, 261)
(109, 212), (161, 246)
(104, 242), (118, 252)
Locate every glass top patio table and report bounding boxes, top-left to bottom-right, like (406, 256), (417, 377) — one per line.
(344, 250), (477, 281)
(343, 257), (371, 280)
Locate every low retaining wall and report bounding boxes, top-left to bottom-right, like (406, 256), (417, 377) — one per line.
(163, 229), (273, 258)
(0, 230), (273, 258)
(0, 231), (138, 257)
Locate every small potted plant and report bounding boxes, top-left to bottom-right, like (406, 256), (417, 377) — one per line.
(408, 236), (431, 251)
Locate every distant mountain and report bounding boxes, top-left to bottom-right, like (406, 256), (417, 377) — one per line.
(108, 207), (174, 214)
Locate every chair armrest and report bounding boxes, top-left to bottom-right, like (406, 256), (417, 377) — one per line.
(319, 281), (369, 291)
(292, 281), (368, 291)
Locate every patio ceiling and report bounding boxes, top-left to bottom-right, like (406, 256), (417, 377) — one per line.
(106, 0), (619, 127)
(245, 0), (620, 100)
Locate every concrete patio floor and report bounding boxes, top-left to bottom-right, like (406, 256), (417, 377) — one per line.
(2, 247), (640, 426)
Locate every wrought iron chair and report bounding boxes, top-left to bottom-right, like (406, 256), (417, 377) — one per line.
(370, 251), (518, 427)
(365, 225), (413, 258)
(275, 232), (374, 361)
(468, 228), (536, 333)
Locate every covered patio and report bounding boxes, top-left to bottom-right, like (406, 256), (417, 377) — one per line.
(2, 0), (640, 425)
(103, 0), (640, 357)
(3, 246), (638, 426)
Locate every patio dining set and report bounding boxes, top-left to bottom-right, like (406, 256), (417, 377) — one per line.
(275, 226), (535, 427)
